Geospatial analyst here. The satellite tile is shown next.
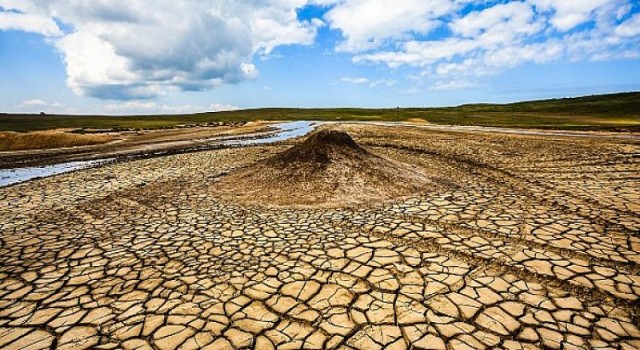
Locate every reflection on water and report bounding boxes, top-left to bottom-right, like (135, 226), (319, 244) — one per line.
(0, 159), (114, 187)
(221, 121), (316, 146)
(0, 121), (317, 188)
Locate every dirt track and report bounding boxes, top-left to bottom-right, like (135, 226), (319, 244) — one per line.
(1, 124), (639, 350)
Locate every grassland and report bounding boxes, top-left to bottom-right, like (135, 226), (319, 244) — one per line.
(1, 92), (638, 132)
(0, 131), (112, 151)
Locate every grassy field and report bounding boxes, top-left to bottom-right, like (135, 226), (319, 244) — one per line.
(1, 92), (638, 132)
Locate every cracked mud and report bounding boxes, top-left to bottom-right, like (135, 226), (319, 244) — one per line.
(1, 125), (639, 350)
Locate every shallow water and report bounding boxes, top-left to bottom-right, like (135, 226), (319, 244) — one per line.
(0, 121), (317, 188)
(221, 121), (316, 146)
(0, 159), (114, 187)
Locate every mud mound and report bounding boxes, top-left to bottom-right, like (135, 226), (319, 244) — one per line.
(266, 129), (365, 165)
(212, 129), (430, 207)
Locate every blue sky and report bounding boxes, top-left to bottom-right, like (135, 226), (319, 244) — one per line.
(1, 0), (639, 115)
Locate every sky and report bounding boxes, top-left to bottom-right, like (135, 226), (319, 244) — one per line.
(0, 0), (639, 115)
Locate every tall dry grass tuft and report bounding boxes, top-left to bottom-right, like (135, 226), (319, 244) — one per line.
(0, 131), (112, 151)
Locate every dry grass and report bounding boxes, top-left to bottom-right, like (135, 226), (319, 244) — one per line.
(406, 117), (431, 124)
(0, 131), (112, 151)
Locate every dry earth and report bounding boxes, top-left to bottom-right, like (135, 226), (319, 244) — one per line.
(213, 129), (430, 208)
(1, 124), (639, 350)
(0, 122), (267, 169)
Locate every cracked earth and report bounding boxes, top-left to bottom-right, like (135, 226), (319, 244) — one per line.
(1, 125), (639, 350)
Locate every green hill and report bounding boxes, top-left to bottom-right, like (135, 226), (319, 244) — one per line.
(1, 92), (638, 132)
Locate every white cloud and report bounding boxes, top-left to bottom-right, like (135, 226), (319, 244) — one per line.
(434, 59), (484, 77)
(20, 99), (49, 107)
(101, 101), (238, 115)
(12, 97), (238, 115)
(340, 77), (369, 84)
(369, 79), (396, 87)
(56, 31), (144, 99)
(208, 103), (239, 112)
(14, 99), (67, 113)
(344, 0), (638, 85)
(428, 79), (475, 91)
(529, 0), (616, 31)
(18, 99), (64, 108)
(0, 11), (62, 36)
(451, 2), (543, 43)
(615, 13), (640, 37)
(354, 2), (544, 68)
(324, 0), (459, 52)
(340, 77), (396, 87)
(484, 40), (565, 67)
(102, 101), (156, 113)
(2, 0), (638, 101)
(0, 0), (320, 100)
(354, 38), (478, 67)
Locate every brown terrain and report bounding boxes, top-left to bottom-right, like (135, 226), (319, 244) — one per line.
(214, 130), (430, 207)
(0, 123), (639, 350)
(0, 122), (269, 168)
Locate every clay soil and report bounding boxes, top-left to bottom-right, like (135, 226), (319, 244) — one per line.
(1, 124), (639, 350)
(213, 129), (431, 207)
(0, 122), (270, 168)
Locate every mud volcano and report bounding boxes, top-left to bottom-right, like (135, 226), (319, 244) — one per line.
(212, 129), (430, 207)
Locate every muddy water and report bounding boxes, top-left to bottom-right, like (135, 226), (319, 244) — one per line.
(222, 121), (316, 146)
(0, 121), (317, 187)
(0, 159), (115, 187)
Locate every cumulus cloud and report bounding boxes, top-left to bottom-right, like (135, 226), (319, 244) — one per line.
(12, 98), (236, 115)
(13, 99), (68, 113)
(615, 12), (640, 37)
(340, 77), (369, 84)
(428, 79), (475, 91)
(0, 0), (321, 100)
(101, 101), (238, 115)
(369, 79), (397, 87)
(529, 0), (617, 31)
(18, 99), (64, 108)
(20, 99), (49, 107)
(341, 0), (639, 90)
(324, 0), (459, 52)
(0, 11), (62, 36)
(340, 76), (396, 88)
(1, 0), (638, 97)
(451, 2), (543, 42)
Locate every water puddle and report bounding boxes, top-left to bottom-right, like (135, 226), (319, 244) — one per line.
(0, 159), (115, 187)
(0, 121), (317, 188)
(221, 121), (316, 146)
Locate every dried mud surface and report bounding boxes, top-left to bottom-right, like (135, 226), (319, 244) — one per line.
(1, 124), (639, 350)
(0, 122), (265, 169)
(213, 129), (430, 207)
